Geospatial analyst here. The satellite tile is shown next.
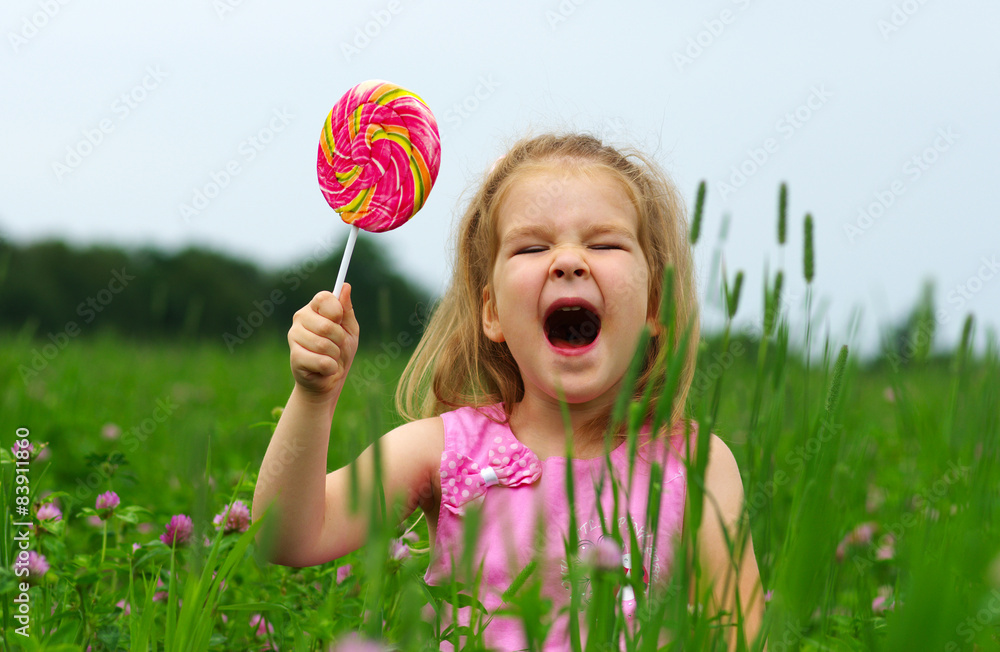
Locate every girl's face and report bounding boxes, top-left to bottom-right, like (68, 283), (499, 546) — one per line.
(482, 164), (653, 407)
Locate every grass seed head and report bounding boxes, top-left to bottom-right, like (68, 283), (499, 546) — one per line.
(804, 213), (815, 284)
(727, 271), (744, 320)
(690, 180), (706, 244)
(825, 344), (848, 414)
(778, 183), (788, 245)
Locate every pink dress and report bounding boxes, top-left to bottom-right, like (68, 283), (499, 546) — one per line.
(425, 404), (692, 651)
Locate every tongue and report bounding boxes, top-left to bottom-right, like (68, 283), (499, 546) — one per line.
(550, 333), (590, 349)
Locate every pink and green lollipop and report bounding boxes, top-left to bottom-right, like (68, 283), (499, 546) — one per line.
(317, 80), (441, 296)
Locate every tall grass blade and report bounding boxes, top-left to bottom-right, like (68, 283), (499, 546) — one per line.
(690, 181), (706, 244)
(778, 183), (788, 245)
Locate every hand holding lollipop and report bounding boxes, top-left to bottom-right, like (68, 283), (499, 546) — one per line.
(317, 80), (442, 296)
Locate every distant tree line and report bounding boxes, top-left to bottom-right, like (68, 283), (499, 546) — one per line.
(1, 236), (967, 369)
(0, 235), (433, 350)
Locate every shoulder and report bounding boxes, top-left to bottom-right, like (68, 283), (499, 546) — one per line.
(696, 433), (746, 527)
(665, 422), (744, 514)
(386, 415), (444, 438)
(703, 435), (743, 495)
(381, 416), (445, 471)
(667, 421), (736, 471)
(379, 405), (504, 468)
(385, 415), (444, 444)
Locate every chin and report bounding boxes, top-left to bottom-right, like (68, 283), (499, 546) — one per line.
(546, 381), (611, 407)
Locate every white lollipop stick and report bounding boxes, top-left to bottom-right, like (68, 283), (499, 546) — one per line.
(332, 224), (359, 298)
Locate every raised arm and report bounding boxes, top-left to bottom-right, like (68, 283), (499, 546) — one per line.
(695, 434), (766, 650)
(251, 284), (443, 567)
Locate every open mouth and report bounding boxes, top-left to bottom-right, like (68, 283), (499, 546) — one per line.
(544, 305), (602, 349)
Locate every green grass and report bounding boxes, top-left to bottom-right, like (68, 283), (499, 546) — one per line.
(0, 332), (410, 650)
(1, 316), (997, 650)
(2, 197), (999, 650)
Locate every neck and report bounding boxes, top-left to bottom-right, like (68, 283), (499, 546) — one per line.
(508, 387), (619, 460)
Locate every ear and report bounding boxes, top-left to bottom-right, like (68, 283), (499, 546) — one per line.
(482, 286), (505, 343)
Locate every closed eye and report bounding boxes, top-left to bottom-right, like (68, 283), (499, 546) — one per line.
(590, 244), (623, 250)
(516, 246), (547, 254)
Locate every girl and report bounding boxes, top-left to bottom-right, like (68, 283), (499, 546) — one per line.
(252, 133), (765, 650)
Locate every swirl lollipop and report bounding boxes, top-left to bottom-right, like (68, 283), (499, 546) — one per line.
(317, 80), (441, 296)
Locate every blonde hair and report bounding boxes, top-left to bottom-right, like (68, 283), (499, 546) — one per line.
(396, 132), (700, 436)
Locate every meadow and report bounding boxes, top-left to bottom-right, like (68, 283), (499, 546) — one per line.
(1, 197), (998, 650)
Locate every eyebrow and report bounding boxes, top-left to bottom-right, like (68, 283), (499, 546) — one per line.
(500, 223), (637, 246)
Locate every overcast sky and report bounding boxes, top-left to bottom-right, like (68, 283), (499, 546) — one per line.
(3, 0), (998, 359)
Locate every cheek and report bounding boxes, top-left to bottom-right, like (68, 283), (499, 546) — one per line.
(608, 272), (650, 326)
(495, 264), (537, 308)
(607, 263), (649, 304)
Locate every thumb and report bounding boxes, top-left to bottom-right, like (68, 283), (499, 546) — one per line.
(340, 282), (360, 335)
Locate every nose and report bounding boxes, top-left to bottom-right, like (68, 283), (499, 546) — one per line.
(550, 246), (590, 280)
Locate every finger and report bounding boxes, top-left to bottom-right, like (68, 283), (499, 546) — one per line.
(340, 283), (360, 337)
(291, 325), (341, 361)
(290, 341), (340, 377)
(297, 310), (350, 350)
(308, 290), (344, 323)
